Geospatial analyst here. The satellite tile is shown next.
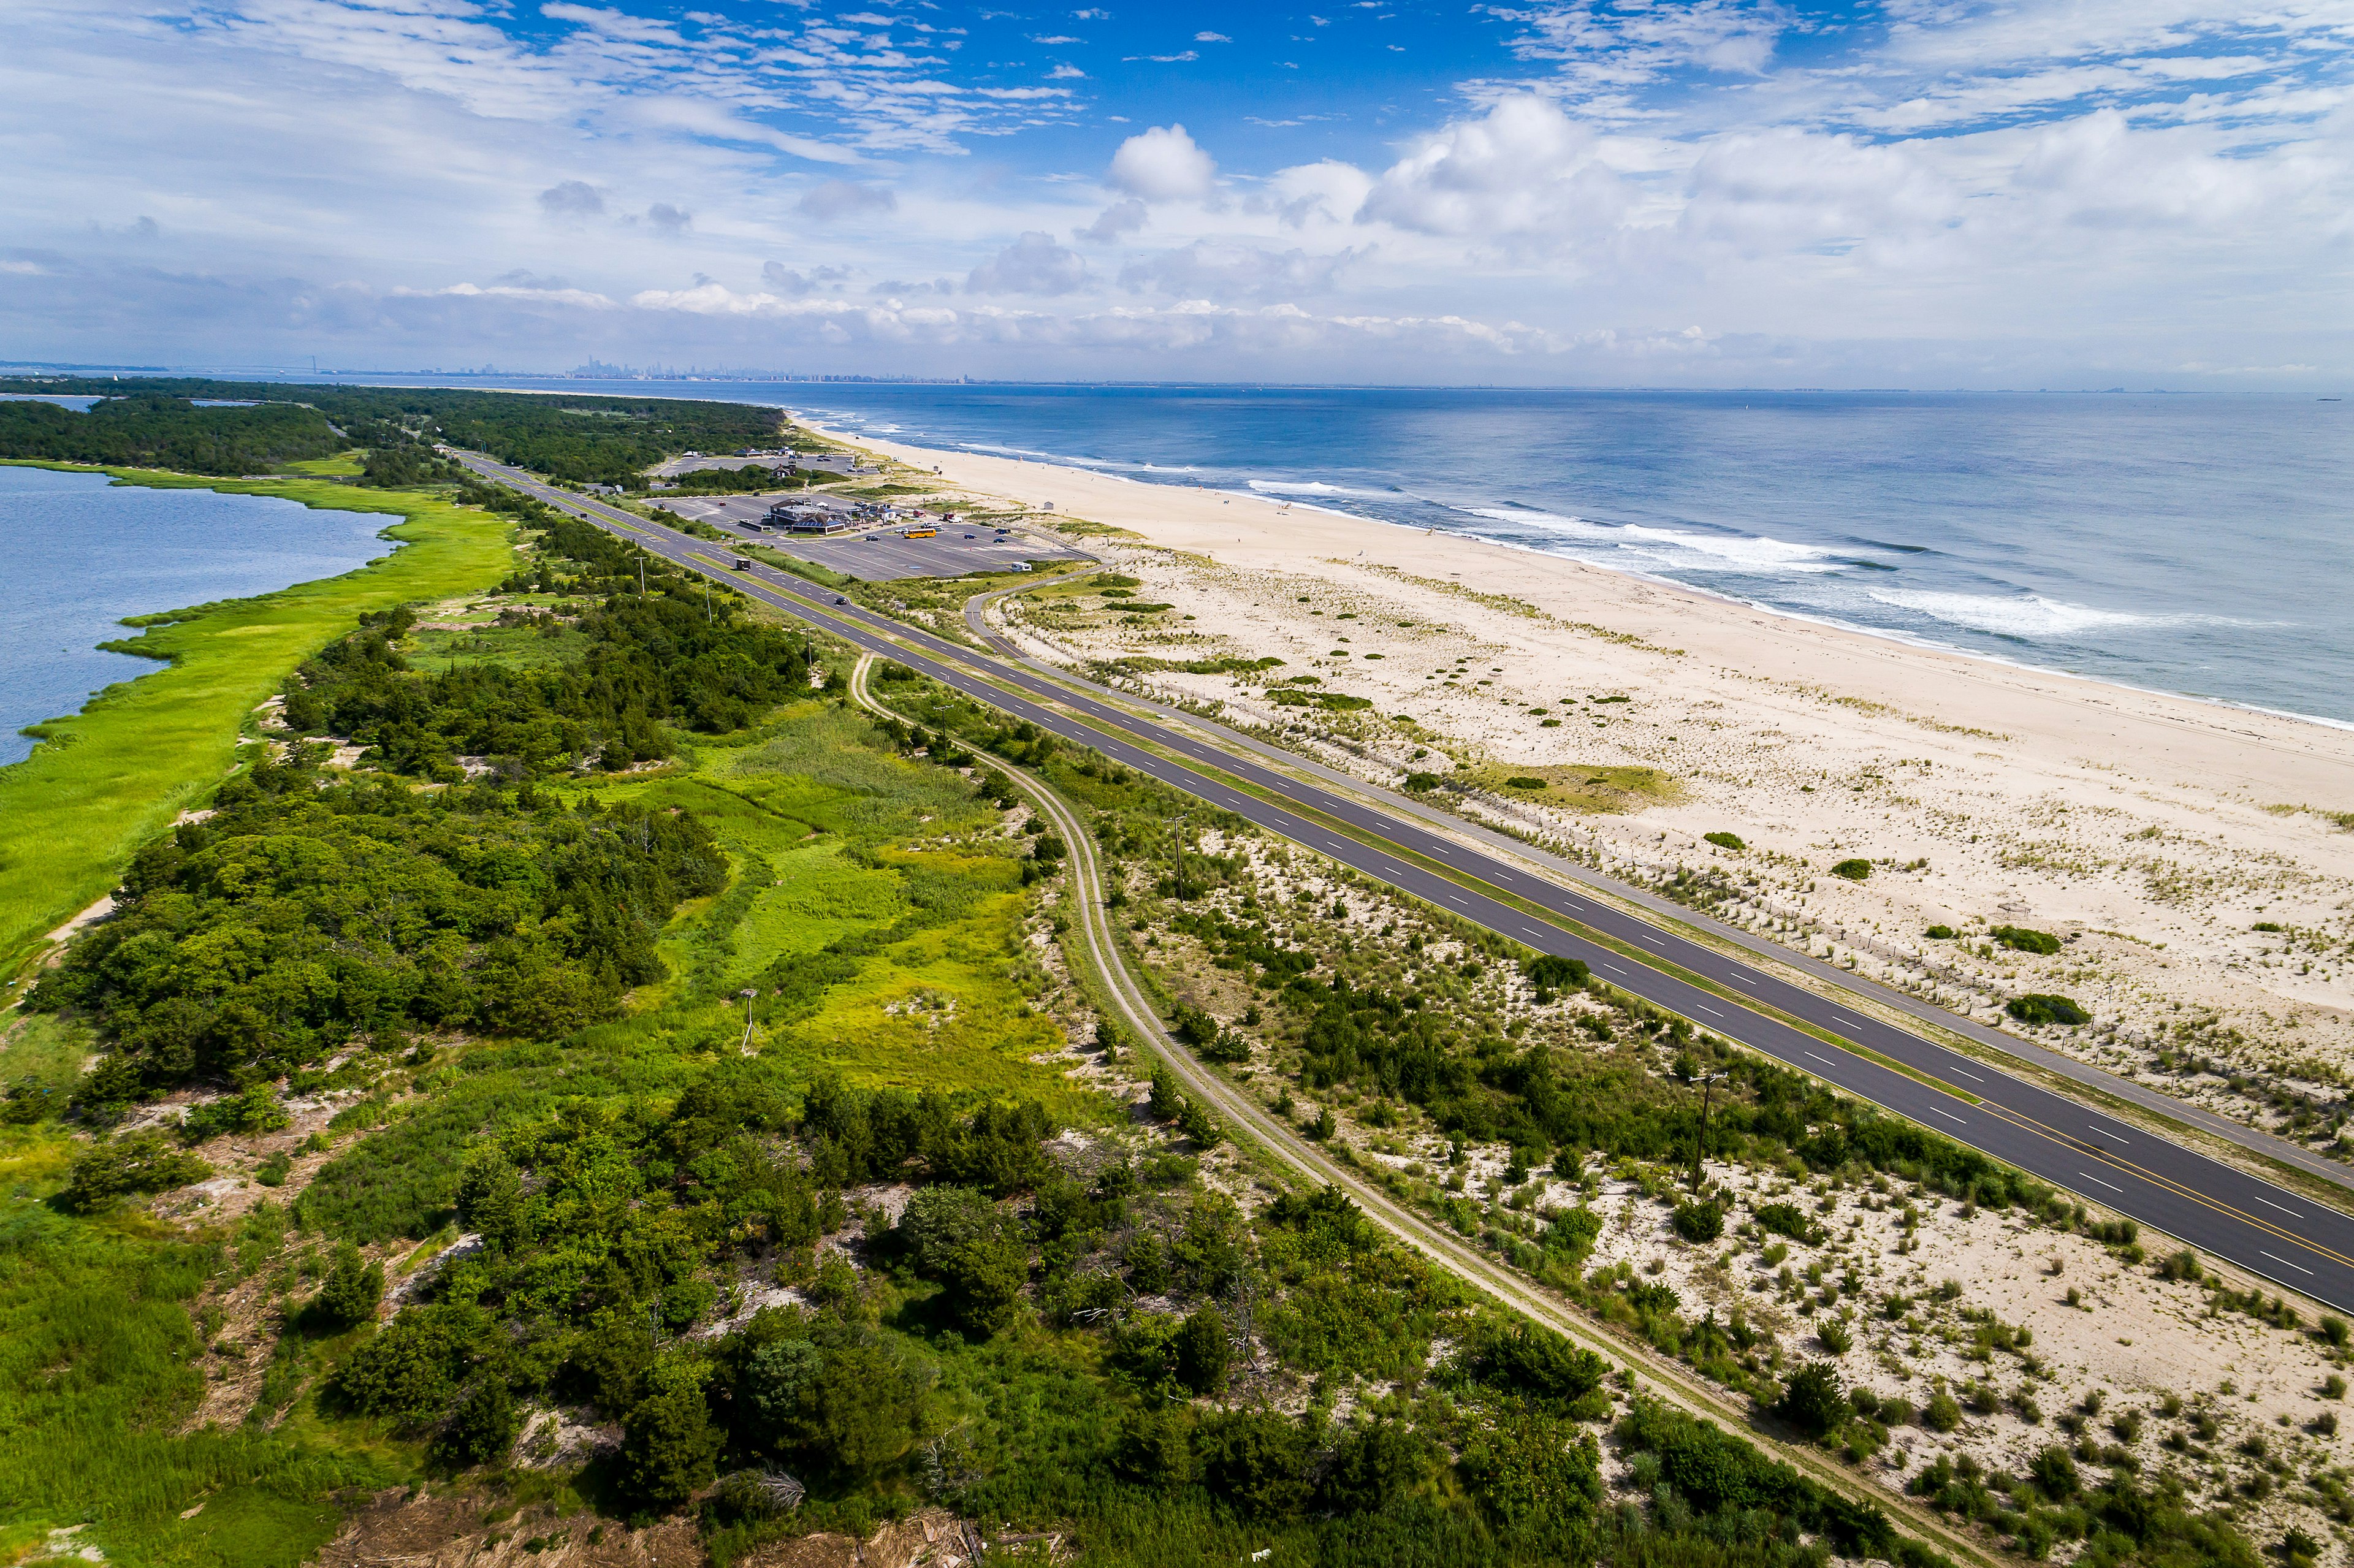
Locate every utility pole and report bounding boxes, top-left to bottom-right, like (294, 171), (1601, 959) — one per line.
(638, 554), (646, 596)
(739, 988), (758, 1051)
(1690, 1070), (1729, 1193)
(1170, 810), (1189, 899)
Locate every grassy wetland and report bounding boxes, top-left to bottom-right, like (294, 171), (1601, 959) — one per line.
(0, 465), (516, 975)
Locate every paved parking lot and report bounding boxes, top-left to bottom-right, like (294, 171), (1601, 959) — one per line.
(659, 491), (1094, 579)
(759, 528), (1094, 580)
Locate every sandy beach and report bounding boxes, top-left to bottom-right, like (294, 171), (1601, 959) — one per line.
(812, 419), (2354, 1147)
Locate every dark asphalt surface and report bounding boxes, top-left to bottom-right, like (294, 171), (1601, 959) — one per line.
(458, 451), (2354, 1317)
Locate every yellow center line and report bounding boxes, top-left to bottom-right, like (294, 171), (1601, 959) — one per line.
(1964, 1096), (2348, 1267)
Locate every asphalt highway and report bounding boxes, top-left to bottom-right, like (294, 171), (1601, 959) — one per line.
(455, 451), (2354, 1317)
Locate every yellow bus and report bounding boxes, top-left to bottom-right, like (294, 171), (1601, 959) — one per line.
(902, 527), (939, 538)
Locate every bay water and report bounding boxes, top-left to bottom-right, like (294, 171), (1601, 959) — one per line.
(0, 466), (390, 766)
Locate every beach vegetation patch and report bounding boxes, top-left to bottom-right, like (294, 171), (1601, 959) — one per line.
(1116, 654), (1283, 677)
(2007, 994), (2089, 1027)
(1704, 832), (1745, 851)
(1830, 859), (1873, 881)
(1924, 924), (1956, 940)
(1271, 690), (1373, 712)
(1992, 924), (2062, 955)
(1461, 764), (1680, 815)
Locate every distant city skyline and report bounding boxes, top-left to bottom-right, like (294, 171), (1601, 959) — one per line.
(5, 0), (2348, 387)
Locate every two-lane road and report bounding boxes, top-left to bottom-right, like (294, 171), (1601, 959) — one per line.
(455, 451), (2354, 1317)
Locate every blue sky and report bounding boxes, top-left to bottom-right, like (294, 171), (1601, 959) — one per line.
(3, 0), (2349, 384)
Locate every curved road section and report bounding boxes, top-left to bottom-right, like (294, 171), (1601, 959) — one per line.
(452, 451), (2354, 1319)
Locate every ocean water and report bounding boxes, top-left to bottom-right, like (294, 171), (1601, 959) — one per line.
(213, 378), (2354, 725)
(0, 466), (392, 766)
(772, 385), (2354, 726)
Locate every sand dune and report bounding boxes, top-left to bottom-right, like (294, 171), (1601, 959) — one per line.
(812, 419), (2354, 1148)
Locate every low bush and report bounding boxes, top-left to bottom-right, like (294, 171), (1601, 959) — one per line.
(1992, 925), (2062, 955)
(2007, 994), (2089, 1027)
(1672, 1200), (1724, 1243)
(1704, 832), (1745, 851)
(1830, 859), (1873, 881)
(1924, 924), (1955, 940)
(1504, 776), (1550, 791)
(61, 1133), (211, 1212)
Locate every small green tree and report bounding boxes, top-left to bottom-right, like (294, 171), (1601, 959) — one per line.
(1175, 1306), (1228, 1395)
(1778, 1361), (1848, 1438)
(809, 1342), (930, 1474)
(1176, 1097), (1222, 1148)
(311, 1244), (384, 1330)
(618, 1372), (722, 1510)
(433, 1379), (518, 1470)
(1148, 1062), (1183, 1121)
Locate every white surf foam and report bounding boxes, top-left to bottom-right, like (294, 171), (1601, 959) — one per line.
(1249, 479), (1382, 498)
(1868, 589), (2163, 639)
(1461, 508), (1846, 576)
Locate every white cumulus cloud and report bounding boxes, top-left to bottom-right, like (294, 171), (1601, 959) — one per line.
(1108, 123), (1218, 202)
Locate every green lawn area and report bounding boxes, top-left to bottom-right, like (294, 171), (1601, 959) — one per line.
(0, 466), (515, 974)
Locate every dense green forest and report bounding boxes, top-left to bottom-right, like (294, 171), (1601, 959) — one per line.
(0, 393), (348, 473)
(0, 378), (784, 482)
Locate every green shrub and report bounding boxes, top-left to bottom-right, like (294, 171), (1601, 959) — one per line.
(1176, 1307), (1230, 1395)
(899, 1187), (1029, 1336)
(1754, 1201), (1826, 1246)
(1992, 925), (2062, 955)
(1467, 1323), (1609, 1410)
(1924, 1389), (1964, 1431)
(309, 1244), (384, 1330)
(617, 1373), (722, 1510)
(1672, 1200), (1724, 1243)
(61, 1133), (210, 1212)
(1403, 772), (1445, 792)
(1523, 954), (1590, 992)
(1704, 832), (1745, 851)
(2007, 994), (2088, 1027)
(1780, 1362), (1848, 1436)
(1830, 859), (1873, 881)
(432, 1380), (517, 1470)
(1504, 776), (1550, 791)
(1924, 924), (1955, 940)
(180, 1084), (291, 1144)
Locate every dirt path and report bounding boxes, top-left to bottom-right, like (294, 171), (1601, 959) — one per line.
(845, 655), (2000, 1568)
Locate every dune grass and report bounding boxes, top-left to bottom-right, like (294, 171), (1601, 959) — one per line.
(1468, 761), (1682, 813)
(0, 466), (514, 975)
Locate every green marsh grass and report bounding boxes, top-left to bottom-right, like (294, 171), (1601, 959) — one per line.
(0, 465), (515, 973)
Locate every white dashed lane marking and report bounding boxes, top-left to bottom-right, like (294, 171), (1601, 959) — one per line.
(2079, 1171), (2123, 1193)
(1930, 1106), (1968, 1125)
(2262, 1250), (2315, 1276)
